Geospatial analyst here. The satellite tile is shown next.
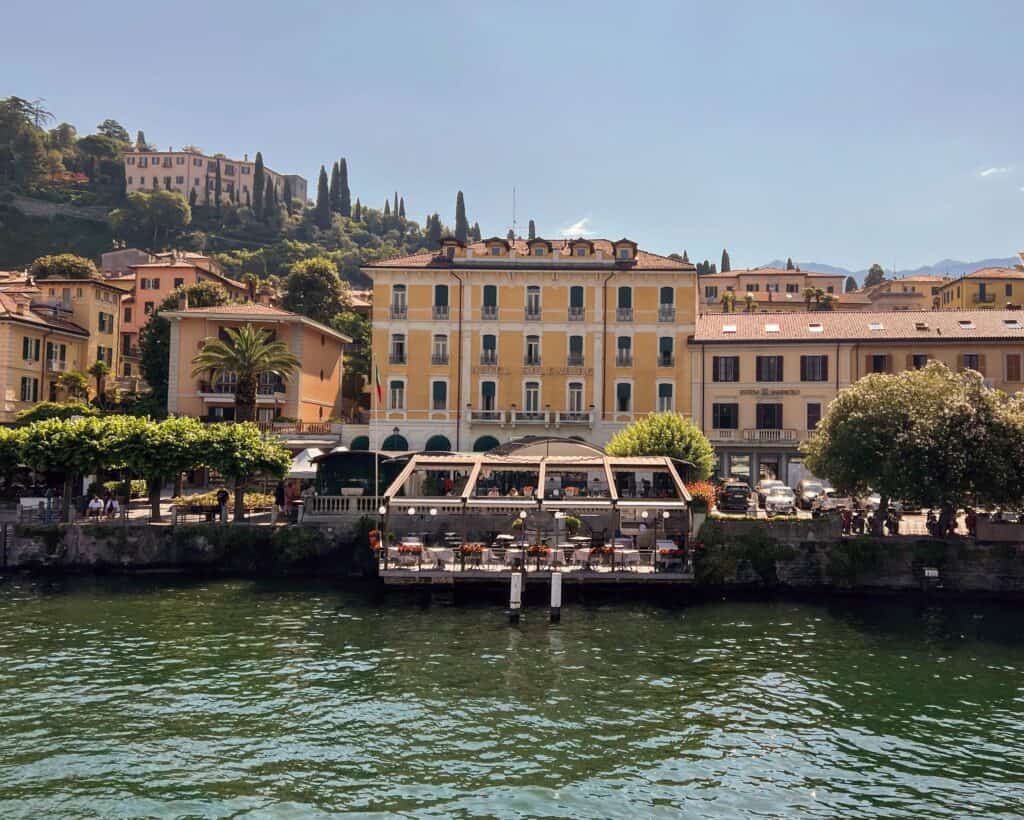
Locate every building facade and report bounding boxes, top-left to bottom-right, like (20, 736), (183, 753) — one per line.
(690, 310), (1024, 486)
(699, 268), (847, 313)
(32, 277), (124, 381)
(935, 267), (1024, 310)
(123, 149), (307, 207)
(365, 236), (698, 452)
(163, 303), (349, 423)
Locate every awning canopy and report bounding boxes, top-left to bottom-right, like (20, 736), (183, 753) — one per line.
(288, 448), (324, 479)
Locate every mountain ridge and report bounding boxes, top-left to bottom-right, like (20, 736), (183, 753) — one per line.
(760, 257), (1021, 285)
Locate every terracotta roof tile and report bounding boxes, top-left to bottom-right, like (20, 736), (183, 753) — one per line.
(960, 267), (1024, 281)
(173, 303), (293, 316)
(699, 267), (843, 279)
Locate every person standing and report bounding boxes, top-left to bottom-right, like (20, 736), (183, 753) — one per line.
(216, 488), (230, 524)
(273, 481), (286, 524)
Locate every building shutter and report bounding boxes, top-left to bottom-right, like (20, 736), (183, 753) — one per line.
(1007, 354), (1022, 382)
(978, 354), (987, 376)
(864, 354), (872, 376)
(956, 354), (965, 370)
(905, 353), (914, 369)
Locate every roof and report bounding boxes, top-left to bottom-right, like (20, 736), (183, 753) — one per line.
(694, 310), (1024, 343)
(700, 267), (843, 280)
(0, 293), (89, 336)
(128, 260), (247, 292)
(958, 267), (1024, 281)
(161, 303), (352, 343)
(364, 238), (694, 272)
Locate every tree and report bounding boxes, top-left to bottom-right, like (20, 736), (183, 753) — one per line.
(28, 254), (99, 280)
(352, 198), (362, 222)
(204, 422), (291, 521)
(329, 161), (340, 212)
(282, 177), (293, 216)
(87, 360), (111, 402)
(314, 165), (330, 229)
(786, 257), (795, 271)
(721, 248), (731, 272)
(393, 191), (399, 219)
(528, 219), (536, 240)
(339, 158), (351, 217)
(109, 189), (191, 246)
(720, 291), (735, 313)
(682, 250), (689, 263)
(383, 199), (391, 223)
(470, 222), (481, 242)
(263, 178), (274, 223)
(803, 286), (816, 310)
(605, 412), (714, 481)
(214, 162), (222, 209)
(96, 119), (130, 143)
(0, 427), (23, 489)
(864, 263), (885, 288)
(191, 324), (300, 424)
(819, 293), (838, 310)
(135, 130), (152, 150)
(282, 257), (348, 323)
(845, 276), (857, 293)
(121, 416), (206, 521)
(54, 371), (90, 401)
(139, 281), (230, 408)
(188, 187), (197, 208)
(399, 197), (406, 219)
(332, 310), (370, 399)
(253, 151), (265, 218)
(15, 399), (96, 426)
(427, 212), (442, 248)
(743, 292), (758, 313)
(454, 190), (468, 243)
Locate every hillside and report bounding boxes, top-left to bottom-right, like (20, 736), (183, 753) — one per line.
(762, 257), (1021, 284)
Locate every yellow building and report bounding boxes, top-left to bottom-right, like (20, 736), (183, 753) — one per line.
(0, 291), (93, 422)
(860, 275), (950, 311)
(364, 236), (698, 452)
(699, 268), (846, 313)
(163, 303), (350, 423)
(32, 276), (124, 380)
(690, 310), (1024, 485)
(935, 268), (1024, 309)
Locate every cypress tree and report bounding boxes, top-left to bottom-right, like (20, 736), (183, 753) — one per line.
(135, 130), (148, 150)
(845, 276), (857, 293)
(353, 198), (361, 221)
(394, 191), (399, 216)
(329, 161), (340, 212)
(528, 219), (536, 240)
(786, 257), (795, 270)
(339, 158), (351, 217)
(454, 190), (468, 244)
(427, 212), (442, 248)
(253, 152), (265, 217)
(263, 179), (274, 221)
(399, 197), (405, 219)
(314, 165), (330, 229)
(384, 199), (391, 227)
(506, 228), (514, 240)
(470, 222), (481, 242)
(282, 177), (292, 215)
(214, 162), (222, 209)
(188, 188), (197, 208)
(682, 250), (689, 263)
(721, 248), (731, 272)
(710, 263), (717, 274)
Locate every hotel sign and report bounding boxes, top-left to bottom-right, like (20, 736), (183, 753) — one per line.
(471, 366), (594, 377)
(739, 388), (799, 396)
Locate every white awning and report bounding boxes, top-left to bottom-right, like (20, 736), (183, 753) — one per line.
(288, 448), (324, 479)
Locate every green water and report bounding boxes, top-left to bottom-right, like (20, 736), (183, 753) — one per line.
(0, 579), (1022, 818)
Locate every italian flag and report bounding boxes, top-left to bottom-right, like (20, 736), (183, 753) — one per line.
(375, 365), (383, 406)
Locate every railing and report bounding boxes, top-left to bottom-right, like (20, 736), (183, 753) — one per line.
(567, 355), (584, 366)
(658, 356), (675, 367)
(616, 353), (633, 367)
(481, 305), (498, 320)
(616, 307), (634, 321)
(480, 351), (497, 365)
(709, 429), (736, 440)
(306, 495), (386, 517)
(568, 306), (586, 321)
(524, 307), (542, 321)
(431, 353), (449, 365)
(432, 305), (450, 319)
(556, 411), (592, 425)
(658, 305), (676, 322)
(742, 428), (799, 443)
(524, 355), (542, 366)
(513, 410), (548, 424)
(257, 382), (285, 396)
(390, 304), (407, 319)
(46, 359), (68, 373)
(469, 409), (504, 423)
(973, 294), (996, 304)
(255, 420), (337, 434)
(389, 353), (406, 364)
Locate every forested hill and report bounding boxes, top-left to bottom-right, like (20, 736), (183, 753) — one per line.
(0, 96), (488, 285)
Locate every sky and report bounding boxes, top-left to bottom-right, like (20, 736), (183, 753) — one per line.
(3, 0), (1023, 270)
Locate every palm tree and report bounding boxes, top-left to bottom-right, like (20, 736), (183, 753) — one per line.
(819, 293), (837, 311)
(812, 287), (826, 307)
(803, 287), (816, 310)
(720, 291), (735, 314)
(88, 360), (111, 403)
(743, 292), (758, 313)
(191, 324), (300, 422)
(56, 370), (89, 400)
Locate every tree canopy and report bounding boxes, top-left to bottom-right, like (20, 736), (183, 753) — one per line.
(28, 253), (98, 280)
(605, 412), (714, 480)
(864, 263), (886, 288)
(281, 256), (349, 323)
(109, 189), (191, 246)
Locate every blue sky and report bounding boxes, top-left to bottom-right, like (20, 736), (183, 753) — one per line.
(3, 0), (1022, 269)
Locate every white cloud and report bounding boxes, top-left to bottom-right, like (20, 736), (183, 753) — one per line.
(559, 217), (596, 237)
(979, 166), (1009, 177)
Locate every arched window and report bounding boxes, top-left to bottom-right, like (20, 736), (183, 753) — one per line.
(424, 434), (452, 452)
(480, 381), (497, 412)
(381, 433), (409, 451)
(660, 286), (674, 305)
(473, 435), (501, 452)
(349, 435), (370, 451)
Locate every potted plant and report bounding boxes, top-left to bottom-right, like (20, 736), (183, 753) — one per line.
(563, 514), (581, 536)
(687, 481), (715, 536)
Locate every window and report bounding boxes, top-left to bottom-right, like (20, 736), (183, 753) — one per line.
(434, 284), (449, 306)
(390, 334), (406, 363)
(525, 335), (540, 365)
(617, 286), (632, 308)
(658, 336), (673, 366)
(96, 346), (112, 365)
(173, 277), (184, 288)
(432, 334), (448, 364)
(482, 284), (497, 318)
(431, 381), (447, 410)
(1007, 354), (1022, 382)
(22, 337), (41, 361)
(786, 283), (800, 293)
(490, 245), (501, 256)
(870, 354), (888, 373)
(712, 403), (739, 429)
(163, 176), (171, 188)
(712, 356), (739, 382)
(140, 278), (149, 290)
(800, 355), (828, 381)
(746, 283), (760, 292)
(569, 285), (584, 319)
(391, 284), (406, 308)
(524, 381), (540, 413)
(1007, 284), (1013, 298)
(127, 157), (135, 166)
(138, 176), (145, 185)
(175, 176), (184, 184)
(481, 381), (497, 411)
(826, 286), (834, 294)
(98, 312), (114, 333)
(20, 377), (39, 403)
(389, 380), (405, 410)
(657, 383), (673, 412)
(616, 336), (632, 366)
(756, 403), (783, 429)
(568, 382), (584, 413)
(176, 156), (184, 165)
(138, 157), (147, 168)
(481, 334), (496, 364)
(756, 356), (784, 382)
(575, 247), (586, 256)
(660, 286), (674, 306)
(568, 335), (584, 366)
(705, 285), (718, 299)
(533, 246), (545, 256)
(808, 322), (823, 333)
(446, 247), (455, 259)
(963, 353), (980, 372)
(525, 285), (541, 318)
(127, 176), (133, 184)
(151, 278), (161, 289)
(807, 402), (822, 430)
(618, 248), (630, 259)
(912, 354), (929, 369)
(616, 382), (632, 412)
(144, 301), (154, 315)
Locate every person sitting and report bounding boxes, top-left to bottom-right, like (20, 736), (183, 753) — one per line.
(87, 496), (104, 519)
(105, 496), (120, 519)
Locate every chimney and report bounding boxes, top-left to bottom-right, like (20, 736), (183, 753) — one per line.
(178, 291), (189, 310)
(14, 296), (27, 315)
(244, 153), (249, 161)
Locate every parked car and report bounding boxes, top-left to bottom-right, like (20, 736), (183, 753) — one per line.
(795, 479), (826, 510)
(718, 483), (752, 513)
(859, 492), (881, 512)
(755, 478), (787, 507)
(765, 486), (797, 516)
(813, 488), (853, 513)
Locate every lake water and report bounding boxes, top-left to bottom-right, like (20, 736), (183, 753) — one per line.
(0, 578), (1022, 818)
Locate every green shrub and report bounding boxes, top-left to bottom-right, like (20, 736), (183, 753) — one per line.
(102, 479), (148, 499)
(828, 536), (884, 584)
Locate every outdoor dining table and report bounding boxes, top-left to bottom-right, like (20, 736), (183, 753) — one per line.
(426, 547), (455, 568)
(505, 547), (525, 569)
(615, 548), (641, 570)
(572, 547), (595, 566)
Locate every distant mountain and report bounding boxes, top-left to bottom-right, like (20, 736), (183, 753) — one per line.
(761, 257), (1021, 285)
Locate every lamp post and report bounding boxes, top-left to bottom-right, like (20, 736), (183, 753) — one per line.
(408, 506), (418, 568)
(378, 503), (388, 569)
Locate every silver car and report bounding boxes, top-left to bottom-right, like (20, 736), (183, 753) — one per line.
(765, 486), (797, 515)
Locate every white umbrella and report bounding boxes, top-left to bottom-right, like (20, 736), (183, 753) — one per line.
(287, 448), (324, 480)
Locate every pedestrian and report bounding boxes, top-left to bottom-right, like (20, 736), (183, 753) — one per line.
(273, 481), (286, 524)
(105, 496), (120, 519)
(965, 508), (978, 537)
(216, 487), (230, 523)
(841, 508), (852, 535)
(87, 495), (104, 520)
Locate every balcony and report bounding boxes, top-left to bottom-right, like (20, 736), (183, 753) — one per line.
(568, 306), (586, 321)
(709, 428), (737, 441)
(658, 305), (676, 322)
(523, 355), (542, 366)
(432, 305), (450, 319)
(512, 410), (548, 424)
(389, 352), (406, 365)
(567, 354), (585, 366)
(389, 304), (407, 320)
(121, 345), (141, 359)
(615, 352), (633, 367)
(658, 355), (675, 368)
(973, 293), (996, 304)
(616, 307), (634, 321)
(431, 353), (449, 365)
(481, 305), (498, 320)
(524, 307), (542, 321)
(479, 351), (497, 365)
(46, 359), (68, 373)
(742, 428), (798, 443)
(556, 410), (592, 426)
(469, 409), (504, 424)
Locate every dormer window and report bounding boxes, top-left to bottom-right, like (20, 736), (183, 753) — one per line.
(575, 247), (586, 256)
(619, 248), (630, 259)
(533, 247), (545, 256)
(808, 322), (824, 333)
(490, 246), (500, 256)
(958, 320), (975, 329)
(446, 247), (455, 259)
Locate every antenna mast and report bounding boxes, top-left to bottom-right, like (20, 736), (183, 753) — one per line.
(512, 186), (517, 239)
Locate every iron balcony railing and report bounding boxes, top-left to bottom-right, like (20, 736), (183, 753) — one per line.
(567, 354), (584, 366)
(658, 305), (676, 322)
(431, 353), (449, 365)
(481, 305), (498, 320)
(432, 305), (450, 319)
(389, 352), (406, 364)
(568, 306), (585, 321)
(616, 352), (633, 367)
(524, 307), (542, 321)
(389, 304), (407, 319)
(480, 351), (497, 365)
(616, 307), (634, 321)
